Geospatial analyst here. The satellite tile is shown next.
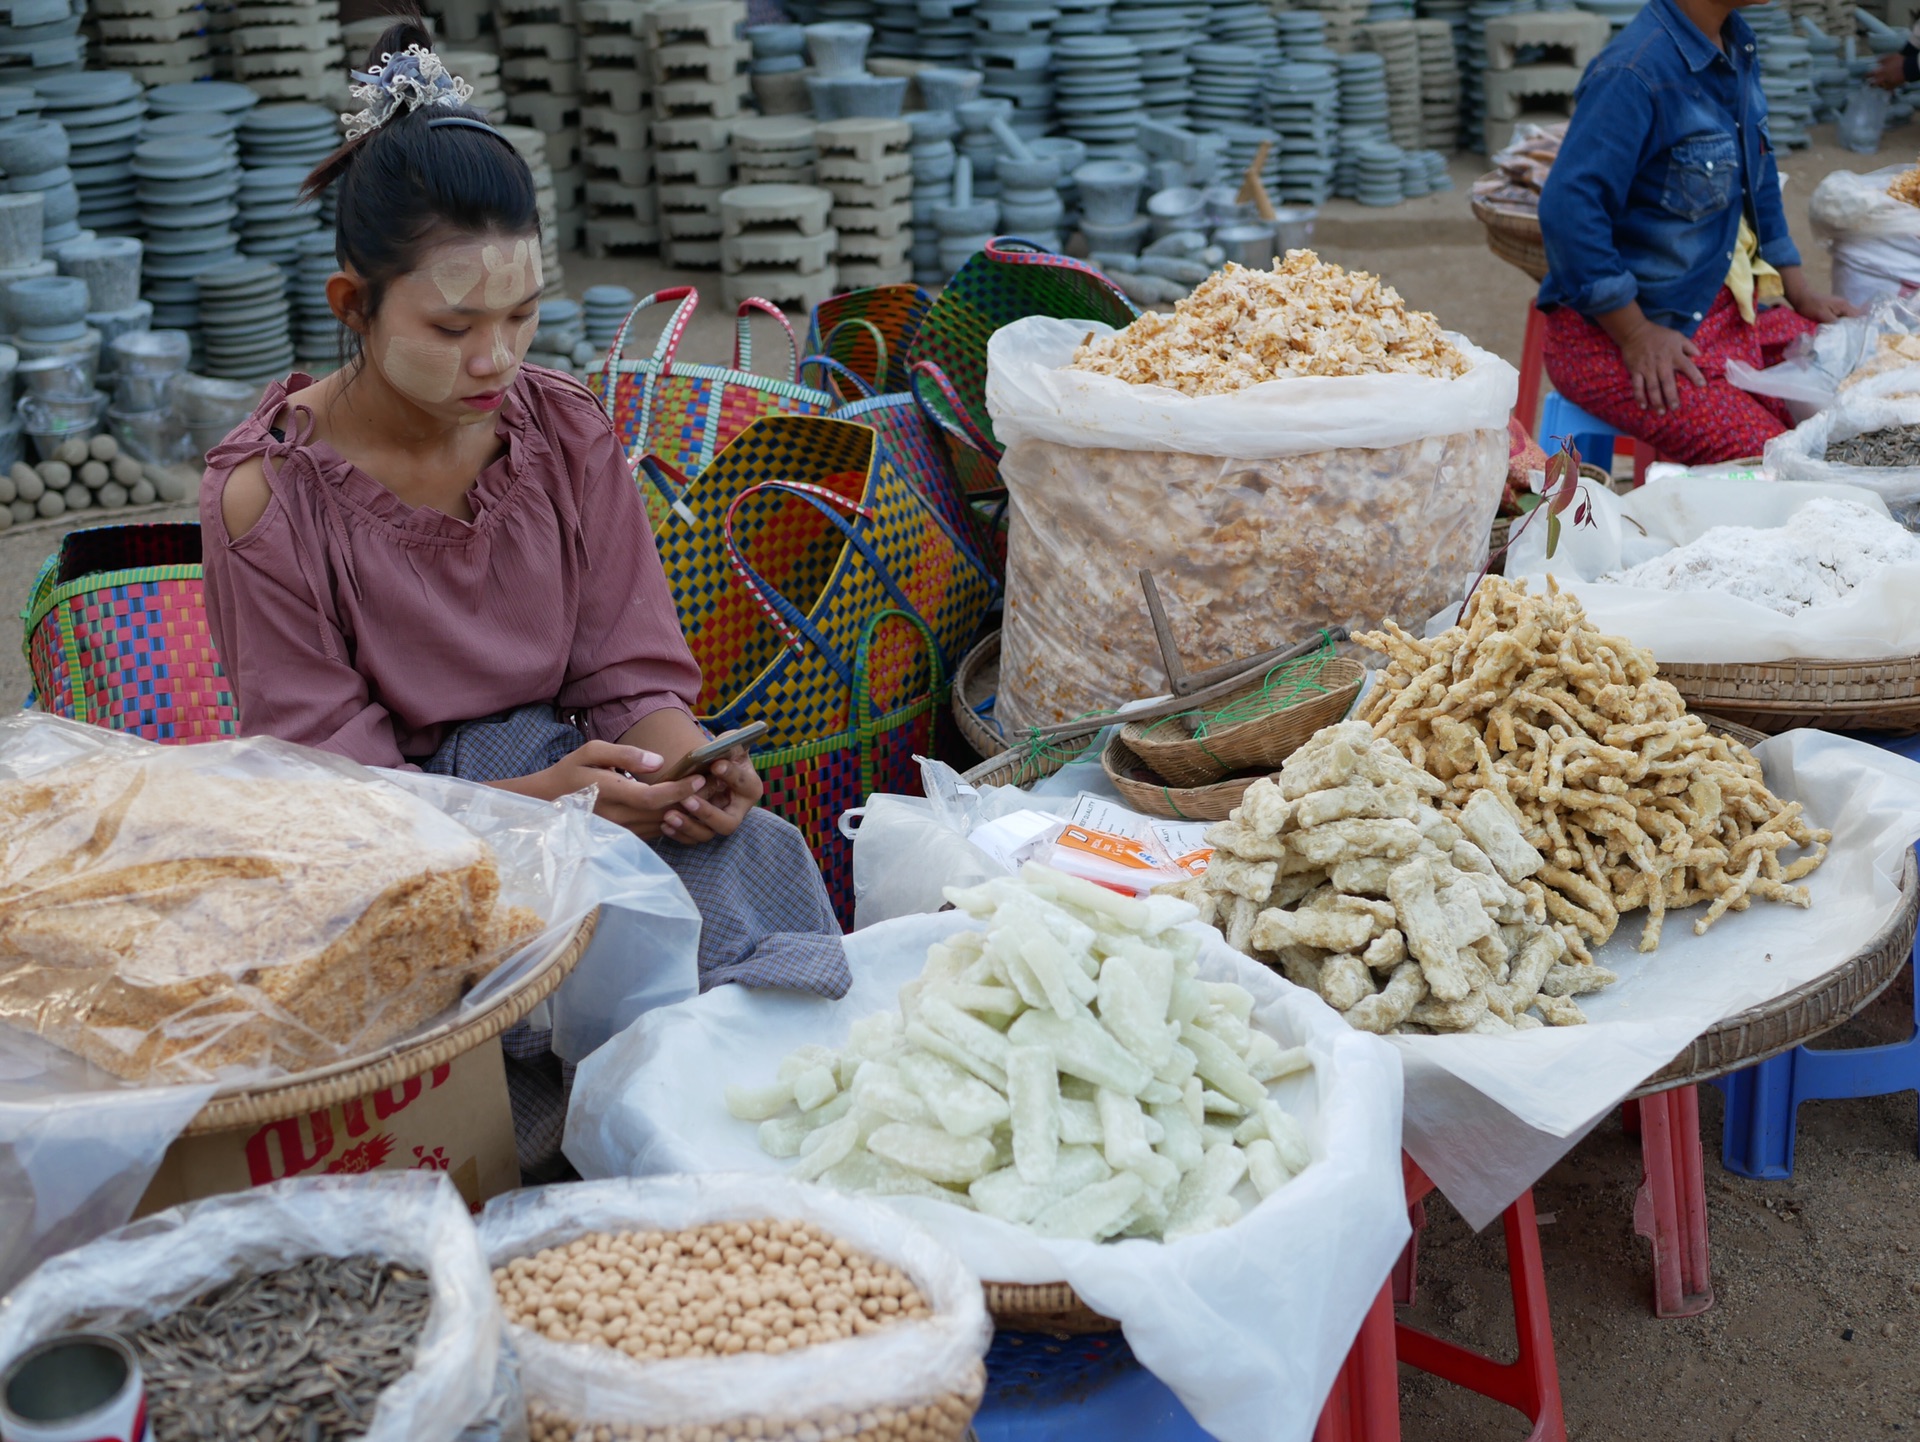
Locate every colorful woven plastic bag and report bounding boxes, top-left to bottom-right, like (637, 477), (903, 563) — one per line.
(803, 283), (934, 394)
(23, 522), (236, 743)
(795, 354), (993, 578)
(756, 607), (946, 924)
(906, 236), (1138, 489)
(591, 285), (836, 527)
(653, 413), (995, 750)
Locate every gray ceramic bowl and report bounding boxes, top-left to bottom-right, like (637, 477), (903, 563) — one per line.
(0, 119), (65, 176)
(6, 274), (88, 329)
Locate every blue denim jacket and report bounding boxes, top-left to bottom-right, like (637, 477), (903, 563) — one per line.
(1536, 0), (1801, 336)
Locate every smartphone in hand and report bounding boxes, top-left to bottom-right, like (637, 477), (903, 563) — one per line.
(655, 723), (768, 782)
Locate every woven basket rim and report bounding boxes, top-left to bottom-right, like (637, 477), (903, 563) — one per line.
(982, 1280), (1119, 1334)
(1119, 657), (1366, 786)
(1633, 846), (1919, 1093)
(953, 629), (1004, 759)
(1101, 733), (1261, 821)
(1662, 653), (1920, 685)
(180, 909), (599, 1136)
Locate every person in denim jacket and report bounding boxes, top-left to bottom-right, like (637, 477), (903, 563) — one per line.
(1535, 0), (1854, 464)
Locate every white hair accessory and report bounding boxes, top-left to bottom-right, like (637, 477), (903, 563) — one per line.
(340, 44), (475, 142)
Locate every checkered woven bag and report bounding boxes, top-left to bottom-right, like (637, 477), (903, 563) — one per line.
(23, 523), (236, 743)
(591, 286), (837, 528)
(803, 283), (935, 394)
(905, 235), (1138, 475)
(756, 606), (946, 925)
(652, 414), (994, 751)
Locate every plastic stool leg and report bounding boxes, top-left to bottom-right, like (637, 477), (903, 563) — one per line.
(1391, 1197), (1426, 1306)
(1516, 302), (1546, 434)
(1632, 1085), (1714, 1318)
(1718, 1052), (1799, 1180)
(1395, 1188), (1567, 1442)
(1631, 439), (1656, 486)
(1314, 1284), (1402, 1442)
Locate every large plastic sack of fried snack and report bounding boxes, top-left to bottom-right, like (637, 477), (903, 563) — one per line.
(1501, 471), (1920, 662)
(1810, 165), (1920, 307)
(0, 1173), (498, 1442)
(564, 885), (1408, 1442)
(984, 255), (1517, 733)
(0, 710), (701, 1295)
(478, 1174), (991, 1442)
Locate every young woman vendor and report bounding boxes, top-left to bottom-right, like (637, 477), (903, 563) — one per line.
(199, 26), (847, 1175)
(1535, 0), (1855, 465)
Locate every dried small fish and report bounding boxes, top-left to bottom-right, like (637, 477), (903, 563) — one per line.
(1825, 423), (1920, 468)
(77, 1254), (431, 1442)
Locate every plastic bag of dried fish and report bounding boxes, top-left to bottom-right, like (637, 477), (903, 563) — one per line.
(0, 1173), (498, 1442)
(478, 1174), (991, 1442)
(983, 306), (1516, 731)
(1766, 369), (1920, 508)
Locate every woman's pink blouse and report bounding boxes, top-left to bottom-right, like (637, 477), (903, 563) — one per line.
(200, 364), (702, 768)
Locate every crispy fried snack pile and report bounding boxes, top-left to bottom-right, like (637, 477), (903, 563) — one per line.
(1068, 252), (1468, 394)
(1891, 161), (1920, 208)
(1355, 577), (1828, 956)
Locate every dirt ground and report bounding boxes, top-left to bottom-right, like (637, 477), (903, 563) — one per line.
(5, 118), (1916, 1440)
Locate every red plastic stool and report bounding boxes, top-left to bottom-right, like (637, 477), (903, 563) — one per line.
(1394, 1156), (1567, 1442)
(1622, 1085), (1714, 1318)
(1313, 1283), (1401, 1442)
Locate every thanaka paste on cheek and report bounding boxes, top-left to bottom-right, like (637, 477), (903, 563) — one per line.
(383, 332), (462, 404)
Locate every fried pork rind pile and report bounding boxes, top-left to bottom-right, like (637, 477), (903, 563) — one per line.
(1068, 252), (1468, 394)
(1891, 161), (1920, 209)
(1355, 577), (1829, 956)
(1165, 722), (1606, 1034)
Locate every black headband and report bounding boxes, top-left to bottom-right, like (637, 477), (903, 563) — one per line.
(427, 115), (507, 142)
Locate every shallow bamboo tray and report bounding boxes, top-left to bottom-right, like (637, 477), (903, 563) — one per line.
(953, 629), (1004, 759)
(962, 733), (1094, 791)
(182, 909), (599, 1136)
(1119, 657), (1365, 788)
(1102, 733), (1261, 822)
(1634, 846), (1918, 1095)
(983, 1281), (1119, 1336)
(1660, 654), (1920, 736)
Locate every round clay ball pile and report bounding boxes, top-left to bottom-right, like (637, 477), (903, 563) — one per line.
(0, 433), (150, 524)
(495, 1219), (933, 1361)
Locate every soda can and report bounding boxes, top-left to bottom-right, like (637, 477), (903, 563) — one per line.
(0, 1333), (147, 1442)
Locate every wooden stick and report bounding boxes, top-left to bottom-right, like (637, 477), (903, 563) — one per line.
(1139, 570), (1189, 694)
(1235, 140), (1276, 222)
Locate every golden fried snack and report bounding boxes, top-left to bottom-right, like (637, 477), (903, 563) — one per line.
(1355, 576), (1828, 953)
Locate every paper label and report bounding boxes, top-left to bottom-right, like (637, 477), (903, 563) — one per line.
(1069, 794), (1155, 841)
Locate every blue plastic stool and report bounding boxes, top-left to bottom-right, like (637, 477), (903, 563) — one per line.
(971, 1331), (1215, 1441)
(1715, 727), (1920, 1179)
(1536, 392), (1625, 471)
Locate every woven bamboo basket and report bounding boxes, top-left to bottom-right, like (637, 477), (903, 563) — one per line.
(1659, 654), (1920, 736)
(1102, 733), (1261, 821)
(181, 909), (600, 1136)
(1471, 187), (1548, 282)
(1119, 657), (1366, 787)
(982, 1281), (1119, 1335)
(1634, 845), (1919, 1094)
(953, 630), (1005, 759)
(961, 733), (1096, 791)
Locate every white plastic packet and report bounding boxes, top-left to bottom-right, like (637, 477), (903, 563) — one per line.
(1764, 368), (1920, 515)
(0, 1173), (498, 1442)
(983, 316), (1514, 731)
(1727, 292), (1920, 414)
(1500, 471), (1920, 662)
(564, 915), (1408, 1442)
(477, 1175), (991, 1441)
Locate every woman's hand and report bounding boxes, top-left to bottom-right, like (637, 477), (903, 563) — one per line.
(660, 752), (764, 845)
(1618, 320), (1706, 415)
(1872, 53), (1908, 90)
(497, 739), (713, 840)
(1779, 265), (1858, 325)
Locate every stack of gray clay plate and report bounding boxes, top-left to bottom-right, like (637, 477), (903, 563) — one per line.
(1413, 18), (1460, 150)
(195, 257), (291, 381)
(1337, 51), (1391, 138)
(730, 114), (815, 184)
(1111, 0), (1202, 126)
(91, 0), (214, 86)
(582, 283), (636, 352)
(144, 78), (258, 126)
(906, 106), (956, 285)
(1359, 20), (1423, 149)
(1187, 43), (1265, 126)
(971, 0), (1054, 139)
(1051, 35), (1141, 157)
(1264, 61), (1339, 205)
(1051, 0), (1114, 34)
(32, 71), (143, 239)
(718, 182), (837, 312)
(1352, 139), (1405, 206)
(133, 132), (242, 336)
(0, 0), (84, 85)
(441, 47), (506, 120)
(219, 0), (345, 107)
(237, 104), (336, 268)
(291, 227), (340, 369)
(526, 296), (588, 371)
(903, 0), (972, 61)
(1275, 9), (1328, 57)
